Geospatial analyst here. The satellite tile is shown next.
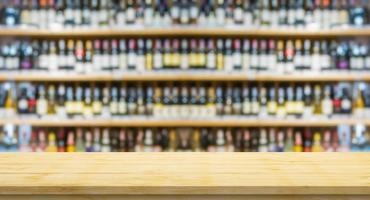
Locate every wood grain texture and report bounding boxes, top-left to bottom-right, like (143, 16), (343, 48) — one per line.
(0, 118), (369, 127)
(2, 72), (370, 82)
(0, 153), (368, 195)
(0, 28), (369, 38)
(1, 195), (369, 200)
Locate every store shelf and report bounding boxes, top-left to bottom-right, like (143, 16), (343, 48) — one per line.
(2, 72), (370, 82)
(0, 27), (369, 38)
(0, 117), (368, 127)
(0, 153), (369, 199)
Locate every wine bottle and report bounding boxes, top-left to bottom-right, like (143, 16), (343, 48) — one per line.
(36, 85), (48, 116)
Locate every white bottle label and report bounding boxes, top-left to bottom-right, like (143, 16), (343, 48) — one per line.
(119, 53), (127, 70)
(154, 53), (162, 69)
(93, 54), (101, 71)
(233, 53), (242, 69)
(49, 54), (58, 71)
(242, 53), (250, 70)
(207, 53), (216, 69)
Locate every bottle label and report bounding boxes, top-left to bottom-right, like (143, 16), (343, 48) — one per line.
(171, 7), (179, 19)
(75, 102), (84, 114)
(65, 101), (75, 114)
(117, 12), (126, 26)
(110, 55), (119, 69)
(224, 55), (233, 71)
(322, 100), (333, 115)
(233, 53), (242, 69)
(110, 102), (118, 114)
(172, 53), (180, 67)
(294, 101), (304, 115)
(276, 106), (286, 117)
(250, 55), (259, 69)
(164, 53), (171, 67)
(181, 54), (189, 69)
(74, 9), (82, 25)
(243, 12), (252, 25)
(267, 102), (277, 114)
(153, 53), (162, 69)
(207, 53), (216, 69)
(311, 54), (321, 71)
(341, 99), (351, 110)
(118, 101), (127, 114)
(127, 53), (136, 69)
(18, 99), (28, 111)
(126, 8), (135, 22)
(234, 8), (243, 23)
(92, 101), (102, 114)
(268, 54), (276, 71)
(99, 10), (108, 24)
(294, 54), (304, 69)
(242, 53), (250, 70)
(216, 9), (225, 25)
(285, 102), (295, 114)
(40, 54), (49, 69)
(145, 54), (153, 70)
(251, 101), (260, 114)
(197, 53), (206, 67)
(36, 99), (48, 115)
(242, 101), (251, 114)
(216, 54), (224, 70)
(137, 55), (145, 71)
(83, 106), (93, 118)
(67, 54), (75, 69)
(119, 53), (127, 70)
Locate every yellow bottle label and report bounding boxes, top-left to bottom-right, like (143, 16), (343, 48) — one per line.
(276, 105), (286, 117)
(164, 53), (171, 67)
(294, 146), (302, 152)
(146, 54), (153, 70)
(295, 101), (304, 115)
(65, 101), (74, 114)
(75, 101), (84, 114)
(67, 146), (75, 152)
(285, 102), (295, 114)
(190, 53), (197, 67)
(47, 146), (58, 152)
(312, 145), (323, 152)
(267, 101), (277, 114)
(217, 53), (224, 70)
(198, 53), (206, 67)
(92, 101), (102, 114)
(83, 105), (93, 117)
(172, 53), (180, 67)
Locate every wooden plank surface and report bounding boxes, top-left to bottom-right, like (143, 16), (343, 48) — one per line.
(0, 28), (369, 38)
(2, 72), (370, 82)
(0, 118), (369, 127)
(0, 153), (369, 195)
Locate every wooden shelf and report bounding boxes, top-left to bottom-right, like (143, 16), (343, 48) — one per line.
(2, 72), (370, 82)
(0, 27), (369, 38)
(0, 153), (369, 200)
(0, 118), (368, 127)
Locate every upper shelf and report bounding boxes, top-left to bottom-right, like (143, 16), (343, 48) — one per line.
(1, 72), (370, 82)
(0, 27), (369, 38)
(0, 118), (369, 127)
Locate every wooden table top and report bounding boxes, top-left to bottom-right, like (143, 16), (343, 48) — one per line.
(0, 153), (369, 195)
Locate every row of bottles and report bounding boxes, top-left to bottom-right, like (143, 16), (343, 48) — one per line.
(1, 125), (369, 152)
(1, 0), (368, 28)
(1, 81), (369, 118)
(1, 38), (369, 72)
